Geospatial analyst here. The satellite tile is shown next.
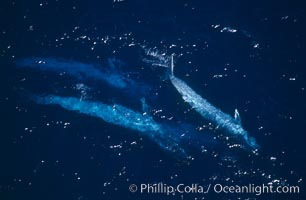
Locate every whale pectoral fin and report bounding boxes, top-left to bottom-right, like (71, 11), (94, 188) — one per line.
(234, 109), (241, 123)
(171, 54), (174, 76)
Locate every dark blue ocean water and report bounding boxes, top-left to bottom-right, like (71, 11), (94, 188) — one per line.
(1, 0), (306, 199)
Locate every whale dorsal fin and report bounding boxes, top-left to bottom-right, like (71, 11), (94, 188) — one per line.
(234, 109), (241, 123)
(141, 97), (149, 114)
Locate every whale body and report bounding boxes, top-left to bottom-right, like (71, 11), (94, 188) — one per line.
(169, 56), (259, 150)
(32, 94), (188, 157)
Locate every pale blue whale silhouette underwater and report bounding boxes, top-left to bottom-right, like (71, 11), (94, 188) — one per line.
(16, 54), (259, 158)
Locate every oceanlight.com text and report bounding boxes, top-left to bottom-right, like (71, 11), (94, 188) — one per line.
(129, 182), (300, 196)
